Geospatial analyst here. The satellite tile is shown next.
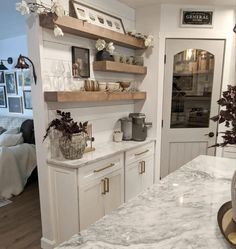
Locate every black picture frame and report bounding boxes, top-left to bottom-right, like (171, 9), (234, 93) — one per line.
(72, 46), (90, 78)
(0, 71), (5, 84)
(8, 96), (23, 114)
(0, 86), (7, 108)
(23, 90), (32, 110)
(5, 72), (17, 95)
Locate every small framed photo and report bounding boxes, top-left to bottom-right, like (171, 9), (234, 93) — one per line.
(72, 46), (90, 78)
(180, 9), (214, 28)
(8, 96), (23, 114)
(5, 72), (17, 94)
(23, 90), (32, 109)
(0, 86), (7, 108)
(72, 1), (126, 34)
(18, 70), (31, 87)
(0, 71), (5, 84)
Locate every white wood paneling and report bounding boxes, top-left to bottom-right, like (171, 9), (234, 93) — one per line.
(169, 142), (208, 173)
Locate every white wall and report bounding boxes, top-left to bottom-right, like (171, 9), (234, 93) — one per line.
(0, 35), (33, 117)
(136, 3), (236, 179)
(27, 1), (136, 248)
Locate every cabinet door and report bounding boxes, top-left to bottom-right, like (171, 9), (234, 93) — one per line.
(125, 161), (143, 201)
(79, 177), (105, 230)
(141, 156), (154, 190)
(104, 169), (124, 214)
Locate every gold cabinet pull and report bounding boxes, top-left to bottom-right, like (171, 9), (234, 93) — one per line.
(105, 177), (109, 193)
(94, 163), (115, 173)
(101, 179), (106, 195)
(142, 161), (146, 174)
(135, 149), (149, 156)
(139, 161), (143, 174)
(139, 161), (146, 174)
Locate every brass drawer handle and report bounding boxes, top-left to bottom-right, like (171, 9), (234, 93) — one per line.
(101, 179), (106, 195)
(139, 161), (143, 174)
(105, 177), (109, 193)
(139, 161), (146, 174)
(135, 149), (149, 156)
(142, 161), (146, 174)
(94, 163), (115, 173)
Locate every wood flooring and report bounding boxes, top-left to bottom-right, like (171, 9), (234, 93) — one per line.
(0, 182), (42, 249)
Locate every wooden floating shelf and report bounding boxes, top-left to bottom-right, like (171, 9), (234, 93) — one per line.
(39, 15), (145, 49)
(44, 91), (146, 103)
(93, 61), (147, 75)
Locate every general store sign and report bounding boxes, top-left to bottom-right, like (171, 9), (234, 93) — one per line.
(180, 9), (214, 28)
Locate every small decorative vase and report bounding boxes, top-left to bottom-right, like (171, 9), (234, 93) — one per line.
(231, 171), (236, 222)
(96, 50), (114, 61)
(59, 132), (88, 160)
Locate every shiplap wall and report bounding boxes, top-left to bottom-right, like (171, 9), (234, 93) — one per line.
(41, 1), (138, 144)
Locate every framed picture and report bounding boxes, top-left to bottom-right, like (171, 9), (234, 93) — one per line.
(0, 86), (7, 108)
(18, 70), (31, 87)
(72, 46), (90, 78)
(23, 90), (32, 109)
(8, 96), (23, 114)
(5, 72), (17, 94)
(72, 1), (126, 34)
(0, 71), (5, 84)
(180, 9), (214, 28)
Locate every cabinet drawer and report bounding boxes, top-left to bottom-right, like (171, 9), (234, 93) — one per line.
(125, 142), (154, 165)
(79, 154), (124, 185)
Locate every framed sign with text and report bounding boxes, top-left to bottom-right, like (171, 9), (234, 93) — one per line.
(180, 9), (214, 28)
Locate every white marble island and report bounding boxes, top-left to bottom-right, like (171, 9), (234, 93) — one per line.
(56, 155), (236, 249)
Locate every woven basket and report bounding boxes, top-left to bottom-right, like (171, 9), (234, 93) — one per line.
(59, 132), (87, 160)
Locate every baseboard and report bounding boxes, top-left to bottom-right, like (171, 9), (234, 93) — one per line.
(41, 237), (56, 249)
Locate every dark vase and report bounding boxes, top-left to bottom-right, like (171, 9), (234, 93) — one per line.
(96, 50), (114, 61)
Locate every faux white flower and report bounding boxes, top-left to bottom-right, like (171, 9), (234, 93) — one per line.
(36, 7), (45, 14)
(54, 25), (64, 37)
(16, 0), (30, 15)
(51, 0), (65, 17)
(144, 35), (154, 47)
(106, 42), (115, 55)
(95, 39), (106, 51)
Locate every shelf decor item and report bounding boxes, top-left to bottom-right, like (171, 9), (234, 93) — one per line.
(95, 39), (115, 61)
(16, 0), (65, 37)
(44, 110), (89, 160)
(72, 46), (90, 78)
(72, 1), (126, 34)
(127, 31), (154, 48)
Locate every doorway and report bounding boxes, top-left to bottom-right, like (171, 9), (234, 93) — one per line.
(161, 39), (225, 178)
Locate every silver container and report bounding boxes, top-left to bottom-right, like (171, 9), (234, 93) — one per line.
(119, 117), (132, 141)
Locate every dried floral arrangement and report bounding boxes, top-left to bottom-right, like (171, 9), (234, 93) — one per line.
(127, 31), (154, 48)
(211, 85), (236, 147)
(16, 0), (65, 37)
(44, 110), (88, 141)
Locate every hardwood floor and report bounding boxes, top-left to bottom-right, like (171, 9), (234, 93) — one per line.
(0, 182), (42, 249)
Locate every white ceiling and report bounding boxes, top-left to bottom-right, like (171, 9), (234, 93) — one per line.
(119, 0), (236, 8)
(0, 0), (26, 40)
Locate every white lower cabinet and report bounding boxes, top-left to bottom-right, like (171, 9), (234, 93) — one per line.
(79, 155), (124, 230)
(125, 142), (155, 201)
(48, 141), (155, 245)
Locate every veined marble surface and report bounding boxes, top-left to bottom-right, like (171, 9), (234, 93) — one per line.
(56, 155), (236, 249)
(48, 139), (155, 169)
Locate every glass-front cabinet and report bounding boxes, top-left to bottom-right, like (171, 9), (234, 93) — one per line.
(171, 49), (215, 128)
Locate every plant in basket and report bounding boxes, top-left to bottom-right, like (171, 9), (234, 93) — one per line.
(44, 110), (89, 160)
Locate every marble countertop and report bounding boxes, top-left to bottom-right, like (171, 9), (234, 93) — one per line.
(48, 138), (155, 169)
(56, 155), (236, 249)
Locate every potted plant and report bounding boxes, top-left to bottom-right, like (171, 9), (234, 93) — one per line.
(95, 39), (115, 61)
(210, 85), (236, 148)
(44, 110), (88, 160)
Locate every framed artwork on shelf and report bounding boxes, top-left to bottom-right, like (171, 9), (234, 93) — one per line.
(72, 46), (90, 78)
(5, 72), (17, 94)
(72, 1), (126, 34)
(0, 86), (7, 108)
(18, 70), (32, 87)
(0, 71), (5, 84)
(8, 96), (23, 113)
(180, 9), (214, 28)
(23, 90), (32, 109)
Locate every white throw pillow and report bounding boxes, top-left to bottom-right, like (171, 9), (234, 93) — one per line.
(4, 127), (20, 134)
(0, 133), (24, 147)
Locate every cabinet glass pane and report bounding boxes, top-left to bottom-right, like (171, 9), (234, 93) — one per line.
(171, 49), (214, 128)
